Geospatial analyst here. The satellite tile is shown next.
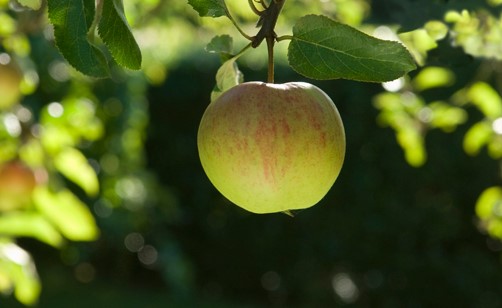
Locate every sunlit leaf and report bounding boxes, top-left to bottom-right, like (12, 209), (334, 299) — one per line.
(428, 101), (467, 132)
(463, 121), (492, 156)
(211, 56), (243, 102)
(54, 147), (99, 196)
(476, 186), (502, 238)
(40, 126), (76, 154)
(33, 187), (99, 241)
(188, 0), (228, 18)
(14, 0), (41, 10)
(488, 0), (502, 5)
(488, 137), (502, 159)
(0, 213), (63, 247)
(467, 82), (502, 118)
(0, 242), (41, 305)
(98, 0), (142, 70)
(424, 20), (448, 41)
(47, 0), (109, 77)
(396, 127), (426, 167)
(446, 10), (502, 60)
(288, 15), (416, 82)
(412, 67), (455, 91)
(399, 29), (438, 66)
(19, 139), (44, 167)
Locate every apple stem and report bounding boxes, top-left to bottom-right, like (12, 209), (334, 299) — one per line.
(251, 0), (286, 83)
(266, 37), (275, 83)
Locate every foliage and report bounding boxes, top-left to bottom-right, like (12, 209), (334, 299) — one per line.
(47, 0), (141, 77)
(371, 0), (502, 243)
(287, 14), (415, 82)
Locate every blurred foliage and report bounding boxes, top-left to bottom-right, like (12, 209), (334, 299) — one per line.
(1, 0), (502, 307)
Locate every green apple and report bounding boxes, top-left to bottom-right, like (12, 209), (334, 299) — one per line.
(0, 161), (36, 211)
(197, 82), (345, 214)
(0, 60), (23, 110)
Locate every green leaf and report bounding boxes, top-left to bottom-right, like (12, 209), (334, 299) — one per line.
(0, 213), (63, 247)
(488, 137), (502, 159)
(463, 121), (493, 156)
(475, 186), (502, 238)
(0, 242), (41, 305)
(54, 147), (99, 196)
(14, 0), (41, 10)
(424, 20), (448, 41)
(288, 15), (416, 82)
(98, 0), (142, 70)
(467, 82), (502, 119)
(211, 57), (243, 102)
(412, 67), (455, 91)
(33, 187), (99, 241)
(188, 0), (228, 18)
(428, 101), (467, 132)
(396, 127), (426, 167)
(206, 35), (233, 54)
(48, 0), (109, 77)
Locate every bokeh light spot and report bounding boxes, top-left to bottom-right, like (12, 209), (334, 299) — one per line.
(124, 232), (145, 252)
(47, 102), (64, 118)
(0, 52), (11, 65)
(492, 117), (502, 135)
(261, 271), (281, 291)
(382, 77), (405, 92)
(3, 113), (21, 137)
(138, 245), (158, 266)
(74, 263), (96, 283)
(332, 273), (359, 303)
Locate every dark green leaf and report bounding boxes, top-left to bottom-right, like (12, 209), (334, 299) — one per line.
(206, 35), (233, 54)
(206, 35), (234, 61)
(288, 15), (417, 82)
(188, 0), (228, 18)
(98, 0), (142, 70)
(48, 0), (109, 77)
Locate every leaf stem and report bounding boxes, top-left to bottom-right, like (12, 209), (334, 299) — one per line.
(250, 0), (286, 83)
(276, 35), (293, 42)
(257, 0), (269, 9)
(235, 42), (253, 58)
(248, 0), (263, 16)
(88, 0), (104, 43)
(225, 8), (253, 41)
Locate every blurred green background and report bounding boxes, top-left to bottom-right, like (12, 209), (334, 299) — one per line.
(2, 0), (502, 307)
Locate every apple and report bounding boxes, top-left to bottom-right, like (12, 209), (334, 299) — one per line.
(197, 82), (345, 214)
(0, 161), (36, 211)
(0, 59), (23, 110)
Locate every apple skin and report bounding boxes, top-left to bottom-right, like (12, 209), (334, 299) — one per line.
(0, 61), (23, 110)
(197, 81), (345, 214)
(0, 161), (36, 211)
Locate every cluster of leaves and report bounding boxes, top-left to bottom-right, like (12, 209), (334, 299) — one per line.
(0, 75), (101, 305)
(189, 0), (416, 101)
(373, 1), (502, 240)
(10, 0), (143, 77)
(0, 0), (155, 305)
